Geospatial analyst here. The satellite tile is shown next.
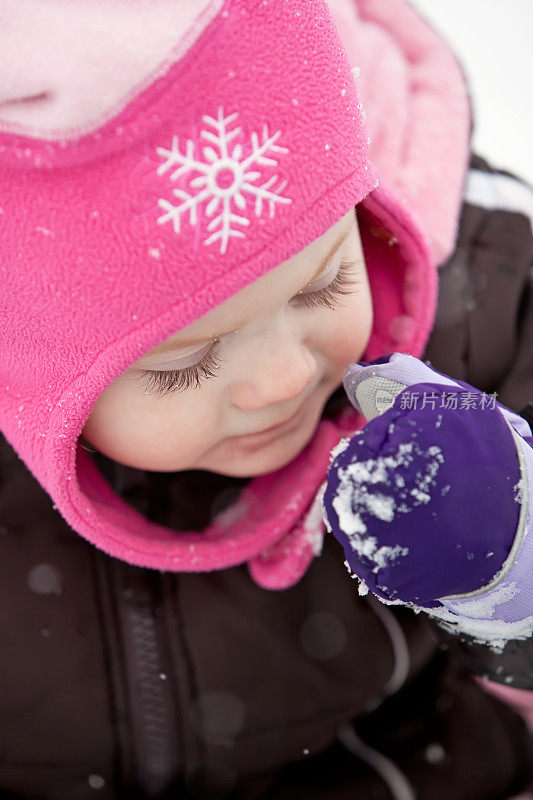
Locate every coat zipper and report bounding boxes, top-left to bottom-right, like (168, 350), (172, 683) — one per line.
(94, 546), (183, 798)
(113, 560), (182, 797)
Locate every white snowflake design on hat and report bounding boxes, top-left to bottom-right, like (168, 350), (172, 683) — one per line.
(155, 106), (292, 254)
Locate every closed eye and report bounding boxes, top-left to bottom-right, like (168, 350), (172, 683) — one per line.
(294, 258), (361, 310)
(135, 259), (361, 398)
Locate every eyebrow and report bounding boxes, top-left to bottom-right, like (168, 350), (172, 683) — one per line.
(147, 226), (352, 356)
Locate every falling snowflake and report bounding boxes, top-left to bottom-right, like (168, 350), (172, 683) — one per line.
(155, 107), (292, 254)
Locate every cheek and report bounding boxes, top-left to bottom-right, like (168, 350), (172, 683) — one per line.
(81, 376), (219, 471)
(326, 286), (374, 371)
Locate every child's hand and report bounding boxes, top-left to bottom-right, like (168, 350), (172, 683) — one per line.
(322, 353), (533, 647)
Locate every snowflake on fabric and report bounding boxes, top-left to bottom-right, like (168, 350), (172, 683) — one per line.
(155, 107), (292, 254)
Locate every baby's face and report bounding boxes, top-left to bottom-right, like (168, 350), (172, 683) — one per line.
(82, 210), (373, 477)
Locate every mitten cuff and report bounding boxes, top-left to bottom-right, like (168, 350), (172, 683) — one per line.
(425, 426), (533, 652)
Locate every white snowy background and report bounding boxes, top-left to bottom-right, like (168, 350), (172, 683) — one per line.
(410, 0), (533, 186)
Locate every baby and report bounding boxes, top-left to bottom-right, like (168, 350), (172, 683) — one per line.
(0, 1), (532, 799)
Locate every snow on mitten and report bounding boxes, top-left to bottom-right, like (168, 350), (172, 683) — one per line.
(322, 353), (533, 650)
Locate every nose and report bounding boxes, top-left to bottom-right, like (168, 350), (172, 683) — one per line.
(230, 328), (317, 412)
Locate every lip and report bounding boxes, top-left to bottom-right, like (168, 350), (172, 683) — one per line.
(229, 404), (307, 444)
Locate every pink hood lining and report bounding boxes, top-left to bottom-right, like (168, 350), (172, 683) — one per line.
(0, 0), (228, 165)
(329, 0), (471, 266)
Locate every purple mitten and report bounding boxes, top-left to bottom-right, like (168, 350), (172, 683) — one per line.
(322, 353), (533, 649)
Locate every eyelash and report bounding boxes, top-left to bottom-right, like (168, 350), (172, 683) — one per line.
(137, 259), (361, 398)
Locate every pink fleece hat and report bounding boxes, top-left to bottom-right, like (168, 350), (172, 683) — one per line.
(0, 0), (438, 588)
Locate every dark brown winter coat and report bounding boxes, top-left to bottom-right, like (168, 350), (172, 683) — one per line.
(0, 154), (532, 799)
